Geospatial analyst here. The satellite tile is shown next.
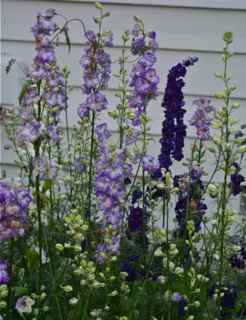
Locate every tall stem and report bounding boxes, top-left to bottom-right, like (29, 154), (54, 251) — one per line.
(142, 104), (147, 253)
(218, 42), (231, 290)
(35, 82), (43, 291)
(87, 110), (96, 222)
(165, 194), (171, 320)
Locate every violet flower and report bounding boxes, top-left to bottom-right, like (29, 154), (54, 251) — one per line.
(0, 182), (32, 241)
(0, 260), (9, 284)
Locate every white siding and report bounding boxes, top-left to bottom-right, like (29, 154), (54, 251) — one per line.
(1, 0), (246, 187)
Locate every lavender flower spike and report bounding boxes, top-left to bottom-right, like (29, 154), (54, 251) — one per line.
(189, 97), (215, 140)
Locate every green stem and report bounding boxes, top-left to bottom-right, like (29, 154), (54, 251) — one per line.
(218, 42), (231, 291)
(165, 194), (171, 320)
(87, 110), (96, 222)
(142, 105), (147, 257)
(7, 239), (14, 320)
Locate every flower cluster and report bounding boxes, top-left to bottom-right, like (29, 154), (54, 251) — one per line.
(174, 166), (207, 236)
(158, 57), (198, 170)
(0, 261), (9, 284)
(0, 182), (32, 241)
(17, 9), (66, 146)
(95, 123), (128, 261)
(78, 30), (112, 118)
(128, 23), (160, 126)
(189, 97), (215, 140)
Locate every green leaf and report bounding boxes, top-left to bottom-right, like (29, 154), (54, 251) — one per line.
(14, 286), (29, 297)
(18, 80), (32, 105)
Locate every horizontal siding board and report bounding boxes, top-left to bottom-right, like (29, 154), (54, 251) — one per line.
(8, 0), (246, 11)
(2, 0), (246, 53)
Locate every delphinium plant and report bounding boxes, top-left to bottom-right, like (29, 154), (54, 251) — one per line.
(1, 3), (246, 320)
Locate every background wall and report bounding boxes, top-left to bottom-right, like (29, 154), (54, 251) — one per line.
(1, 0), (246, 209)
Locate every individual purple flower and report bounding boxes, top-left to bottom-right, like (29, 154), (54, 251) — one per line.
(95, 123), (111, 142)
(16, 120), (45, 146)
(0, 182), (32, 241)
(47, 125), (63, 142)
(172, 292), (183, 303)
(84, 30), (97, 43)
(189, 97), (215, 140)
(171, 292), (188, 318)
(38, 156), (58, 180)
(158, 57), (198, 170)
(142, 155), (159, 175)
(0, 260), (9, 284)
(190, 165), (204, 180)
(73, 157), (86, 174)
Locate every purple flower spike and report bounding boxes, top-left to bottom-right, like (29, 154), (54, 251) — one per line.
(189, 97), (215, 141)
(128, 22), (160, 128)
(158, 57), (198, 170)
(17, 9), (67, 147)
(78, 28), (112, 119)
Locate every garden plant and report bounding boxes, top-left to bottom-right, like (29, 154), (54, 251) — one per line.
(1, 3), (246, 320)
